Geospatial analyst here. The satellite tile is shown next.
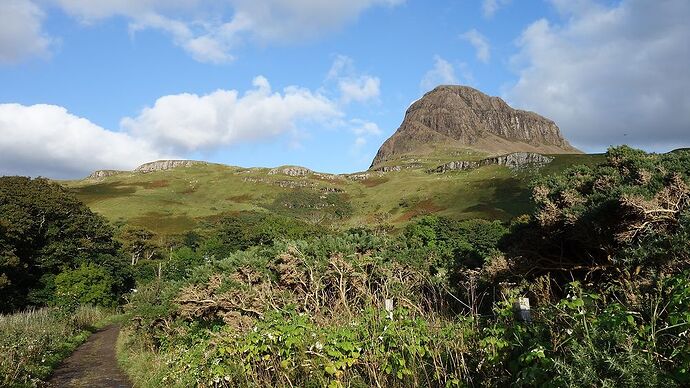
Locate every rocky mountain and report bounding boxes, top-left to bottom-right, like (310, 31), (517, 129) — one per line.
(371, 85), (579, 168)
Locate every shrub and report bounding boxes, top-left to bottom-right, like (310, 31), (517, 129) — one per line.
(54, 263), (117, 308)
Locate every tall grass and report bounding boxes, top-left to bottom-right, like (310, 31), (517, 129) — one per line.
(0, 306), (109, 387)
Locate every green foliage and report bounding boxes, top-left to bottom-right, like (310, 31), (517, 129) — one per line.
(54, 263), (117, 308)
(199, 211), (323, 259)
(506, 146), (690, 278)
(111, 148), (690, 387)
(0, 177), (131, 312)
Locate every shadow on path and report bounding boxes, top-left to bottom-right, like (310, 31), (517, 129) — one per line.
(47, 324), (131, 388)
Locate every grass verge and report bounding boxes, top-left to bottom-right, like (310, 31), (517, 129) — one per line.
(116, 327), (175, 388)
(0, 306), (114, 387)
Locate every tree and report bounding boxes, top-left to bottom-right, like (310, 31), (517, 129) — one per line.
(0, 177), (130, 312)
(118, 227), (161, 266)
(54, 263), (117, 307)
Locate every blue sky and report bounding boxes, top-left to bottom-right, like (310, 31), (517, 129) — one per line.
(0, 0), (688, 178)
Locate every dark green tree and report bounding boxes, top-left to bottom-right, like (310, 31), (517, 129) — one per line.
(0, 177), (131, 312)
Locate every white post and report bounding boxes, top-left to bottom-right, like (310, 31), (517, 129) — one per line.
(385, 298), (394, 319)
(514, 297), (531, 323)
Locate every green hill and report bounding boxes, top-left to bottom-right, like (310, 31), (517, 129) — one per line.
(63, 153), (604, 235)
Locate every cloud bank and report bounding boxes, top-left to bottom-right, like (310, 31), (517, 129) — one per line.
(121, 76), (342, 153)
(0, 104), (164, 178)
(0, 0), (403, 64)
(508, 0), (690, 152)
(0, 74), (381, 178)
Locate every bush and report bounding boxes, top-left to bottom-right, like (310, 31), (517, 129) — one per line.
(55, 264), (117, 308)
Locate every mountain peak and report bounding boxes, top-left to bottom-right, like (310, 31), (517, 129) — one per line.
(371, 85), (579, 168)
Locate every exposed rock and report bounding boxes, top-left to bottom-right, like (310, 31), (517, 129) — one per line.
(372, 163), (423, 173)
(268, 166), (313, 177)
(134, 160), (205, 173)
(431, 161), (479, 172)
(430, 152), (553, 173)
(86, 170), (125, 179)
(320, 187), (345, 193)
(313, 173), (342, 181)
(371, 85), (579, 168)
(346, 173), (376, 181)
(491, 152), (553, 169)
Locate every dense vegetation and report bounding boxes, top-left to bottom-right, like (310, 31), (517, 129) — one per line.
(115, 147), (690, 387)
(0, 306), (109, 387)
(0, 177), (132, 312)
(1, 147), (688, 387)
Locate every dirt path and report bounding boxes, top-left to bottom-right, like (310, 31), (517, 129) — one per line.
(47, 325), (132, 388)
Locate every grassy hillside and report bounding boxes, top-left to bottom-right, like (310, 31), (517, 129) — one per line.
(63, 153), (605, 235)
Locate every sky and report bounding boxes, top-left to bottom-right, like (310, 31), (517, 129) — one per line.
(0, 0), (688, 178)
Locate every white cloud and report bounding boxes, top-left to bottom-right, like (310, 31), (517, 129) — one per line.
(461, 29), (490, 63)
(327, 55), (354, 81)
(482, 0), (511, 18)
(52, 0), (404, 63)
(338, 77), (381, 104)
(347, 119), (381, 162)
(507, 0), (690, 152)
(0, 104), (165, 178)
(350, 119), (382, 137)
(0, 0), (52, 64)
(121, 76), (342, 153)
(0, 74), (383, 177)
(327, 55), (381, 103)
(420, 56), (459, 92)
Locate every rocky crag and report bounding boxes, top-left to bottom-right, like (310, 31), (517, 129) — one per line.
(430, 152), (553, 173)
(86, 170), (126, 180)
(268, 166), (313, 177)
(371, 85), (579, 168)
(134, 160), (206, 173)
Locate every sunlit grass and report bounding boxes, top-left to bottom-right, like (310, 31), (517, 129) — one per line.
(0, 306), (110, 387)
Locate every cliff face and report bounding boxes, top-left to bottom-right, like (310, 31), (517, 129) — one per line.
(134, 160), (205, 173)
(371, 85), (579, 168)
(430, 152), (553, 173)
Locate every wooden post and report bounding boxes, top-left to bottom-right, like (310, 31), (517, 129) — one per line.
(385, 298), (394, 319)
(514, 297), (531, 323)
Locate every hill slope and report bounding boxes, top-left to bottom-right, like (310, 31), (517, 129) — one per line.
(371, 85), (580, 168)
(62, 85), (598, 235)
(64, 154), (603, 235)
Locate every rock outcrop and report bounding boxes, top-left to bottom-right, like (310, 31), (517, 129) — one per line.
(430, 152), (553, 173)
(371, 85), (579, 168)
(372, 163), (423, 173)
(86, 170), (125, 179)
(268, 166), (313, 177)
(134, 160), (205, 173)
